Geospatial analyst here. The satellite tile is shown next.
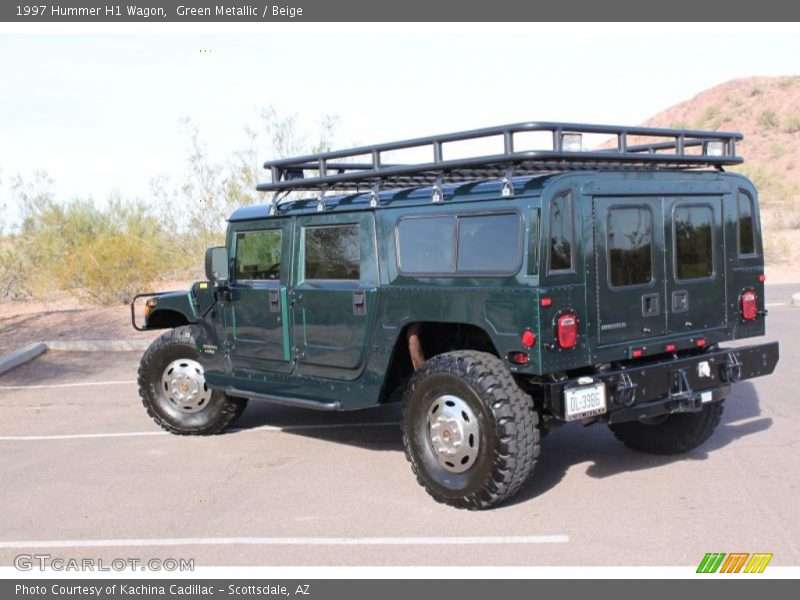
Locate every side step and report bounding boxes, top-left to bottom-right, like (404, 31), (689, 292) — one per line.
(225, 387), (340, 411)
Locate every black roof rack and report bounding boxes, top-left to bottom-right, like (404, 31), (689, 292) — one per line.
(256, 121), (743, 210)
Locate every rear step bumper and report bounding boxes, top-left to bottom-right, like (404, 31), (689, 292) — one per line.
(542, 341), (779, 424)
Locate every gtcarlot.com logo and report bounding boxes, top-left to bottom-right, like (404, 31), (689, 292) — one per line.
(14, 553), (194, 572)
(696, 552), (773, 573)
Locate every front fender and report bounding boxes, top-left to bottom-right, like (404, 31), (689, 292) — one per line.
(131, 283), (215, 331)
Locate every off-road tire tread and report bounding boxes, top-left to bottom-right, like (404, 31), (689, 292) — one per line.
(138, 326), (246, 436)
(402, 350), (540, 510)
(609, 401), (724, 455)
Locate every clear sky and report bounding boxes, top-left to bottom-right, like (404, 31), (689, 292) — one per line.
(1, 23), (799, 225)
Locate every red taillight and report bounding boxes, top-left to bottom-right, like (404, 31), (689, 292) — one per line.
(556, 313), (578, 349)
(741, 290), (758, 320)
(541, 297), (552, 307)
(696, 338), (706, 348)
(521, 330), (536, 348)
(758, 274), (766, 283)
(665, 343), (676, 352)
(631, 348), (643, 358)
(508, 351), (530, 365)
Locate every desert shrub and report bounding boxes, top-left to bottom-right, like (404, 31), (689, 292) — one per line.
(732, 164), (799, 203)
(763, 231), (790, 264)
(758, 109), (779, 130)
(61, 230), (162, 304)
(769, 204), (800, 231)
(769, 141), (785, 158)
(784, 115), (800, 134)
(0, 189), (174, 304)
(1, 109), (340, 304)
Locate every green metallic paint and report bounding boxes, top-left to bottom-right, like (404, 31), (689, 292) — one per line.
(173, 170), (767, 412)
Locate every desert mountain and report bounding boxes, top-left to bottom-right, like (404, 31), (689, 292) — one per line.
(643, 76), (800, 203)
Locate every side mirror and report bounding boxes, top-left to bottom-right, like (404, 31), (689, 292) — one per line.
(205, 246), (229, 285)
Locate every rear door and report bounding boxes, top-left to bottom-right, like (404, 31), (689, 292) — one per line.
(291, 212), (378, 380)
(664, 197), (726, 333)
(594, 198), (666, 345)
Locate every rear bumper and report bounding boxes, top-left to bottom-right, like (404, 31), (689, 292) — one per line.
(542, 341), (779, 424)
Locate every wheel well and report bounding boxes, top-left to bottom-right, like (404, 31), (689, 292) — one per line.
(146, 309), (191, 330)
(379, 322), (499, 404)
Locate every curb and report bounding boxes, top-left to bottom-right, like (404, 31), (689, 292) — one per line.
(45, 339), (152, 352)
(0, 343), (48, 377)
(0, 339), (150, 377)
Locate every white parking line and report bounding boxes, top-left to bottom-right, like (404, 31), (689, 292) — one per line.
(0, 535), (568, 549)
(0, 431), (167, 441)
(245, 421), (400, 433)
(0, 422), (400, 441)
(0, 380), (137, 390)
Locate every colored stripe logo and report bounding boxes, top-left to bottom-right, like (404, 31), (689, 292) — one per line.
(697, 552), (773, 573)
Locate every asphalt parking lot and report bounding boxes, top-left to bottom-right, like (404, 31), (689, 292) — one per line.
(0, 284), (798, 568)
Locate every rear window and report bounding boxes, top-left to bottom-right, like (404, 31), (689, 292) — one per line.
(738, 190), (757, 256)
(674, 205), (713, 280)
(304, 224), (360, 280)
(607, 206), (653, 287)
(396, 212), (520, 275)
(456, 213), (520, 272)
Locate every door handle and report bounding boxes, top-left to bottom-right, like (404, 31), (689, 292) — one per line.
(269, 289), (280, 312)
(641, 293), (660, 317)
(352, 291), (366, 316)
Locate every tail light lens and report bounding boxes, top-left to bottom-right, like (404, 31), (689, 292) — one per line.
(556, 313), (579, 349)
(741, 290), (757, 320)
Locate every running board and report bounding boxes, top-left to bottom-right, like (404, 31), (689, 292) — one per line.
(225, 387), (341, 411)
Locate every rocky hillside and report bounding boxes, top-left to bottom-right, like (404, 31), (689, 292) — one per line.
(643, 76), (800, 203)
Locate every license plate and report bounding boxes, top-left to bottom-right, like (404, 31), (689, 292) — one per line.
(564, 383), (607, 421)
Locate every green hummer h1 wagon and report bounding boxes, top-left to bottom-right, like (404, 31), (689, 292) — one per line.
(132, 121), (779, 509)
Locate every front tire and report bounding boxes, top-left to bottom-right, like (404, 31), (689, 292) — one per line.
(402, 351), (540, 509)
(138, 326), (247, 435)
(609, 400), (724, 455)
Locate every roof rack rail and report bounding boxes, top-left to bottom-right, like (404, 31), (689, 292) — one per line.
(256, 121), (743, 208)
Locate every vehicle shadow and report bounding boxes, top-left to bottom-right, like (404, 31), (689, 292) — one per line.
(231, 400), (404, 452)
(231, 381), (771, 505)
(506, 381), (772, 507)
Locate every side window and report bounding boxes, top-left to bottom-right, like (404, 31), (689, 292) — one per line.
(234, 229), (282, 281)
(397, 216), (455, 273)
(527, 208), (540, 276)
(674, 205), (714, 280)
(738, 190), (757, 256)
(549, 192), (573, 273)
(304, 224), (360, 280)
(397, 213), (522, 275)
(607, 206), (653, 287)
(456, 213), (520, 273)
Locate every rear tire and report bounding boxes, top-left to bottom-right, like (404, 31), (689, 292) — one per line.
(402, 351), (540, 509)
(138, 326), (247, 435)
(609, 401), (724, 455)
